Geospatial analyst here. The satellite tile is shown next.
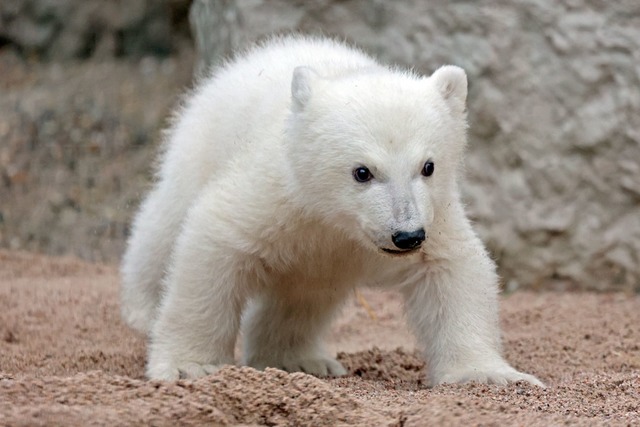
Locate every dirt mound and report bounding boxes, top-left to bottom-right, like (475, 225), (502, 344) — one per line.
(1, 250), (639, 425)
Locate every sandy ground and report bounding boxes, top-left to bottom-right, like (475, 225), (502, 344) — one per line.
(0, 250), (638, 426)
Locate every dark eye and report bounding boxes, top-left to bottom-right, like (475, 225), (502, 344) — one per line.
(422, 161), (435, 177)
(353, 166), (373, 183)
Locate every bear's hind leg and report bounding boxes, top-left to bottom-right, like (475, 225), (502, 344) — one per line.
(241, 289), (348, 377)
(120, 183), (189, 334)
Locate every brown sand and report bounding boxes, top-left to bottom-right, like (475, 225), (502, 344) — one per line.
(0, 250), (638, 426)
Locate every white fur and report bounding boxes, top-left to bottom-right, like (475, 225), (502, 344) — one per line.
(120, 35), (543, 387)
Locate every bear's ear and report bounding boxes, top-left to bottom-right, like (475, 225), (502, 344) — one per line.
(430, 65), (467, 115)
(291, 66), (319, 112)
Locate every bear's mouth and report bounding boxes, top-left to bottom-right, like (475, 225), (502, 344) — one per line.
(380, 247), (421, 256)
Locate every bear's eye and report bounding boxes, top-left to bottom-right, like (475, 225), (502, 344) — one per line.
(422, 161), (435, 177)
(353, 166), (373, 183)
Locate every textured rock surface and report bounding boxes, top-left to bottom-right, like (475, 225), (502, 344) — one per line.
(0, 0), (191, 59)
(0, 48), (195, 261)
(1, 1), (638, 291)
(190, 0), (640, 291)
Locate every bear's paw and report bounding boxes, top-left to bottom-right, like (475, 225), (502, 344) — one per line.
(434, 364), (544, 388)
(148, 361), (224, 380)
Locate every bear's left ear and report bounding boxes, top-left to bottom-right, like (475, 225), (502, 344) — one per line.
(430, 65), (467, 115)
(291, 66), (319, 112)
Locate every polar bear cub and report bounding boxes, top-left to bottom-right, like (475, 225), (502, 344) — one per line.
(121, 35), (543, 387)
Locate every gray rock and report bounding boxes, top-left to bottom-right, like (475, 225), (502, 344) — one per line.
(0, 0), (190, 59)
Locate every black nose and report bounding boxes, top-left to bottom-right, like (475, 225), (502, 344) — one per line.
(392, 229), (426, 250)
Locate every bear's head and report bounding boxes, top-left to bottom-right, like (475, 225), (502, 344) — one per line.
(284, 64), (468, 256)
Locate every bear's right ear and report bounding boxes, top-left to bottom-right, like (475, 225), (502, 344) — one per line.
(430, 65), (468, 115)
(291, 66), (319, 112)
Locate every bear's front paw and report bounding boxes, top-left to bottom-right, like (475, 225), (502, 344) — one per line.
(249, 355), (347, 377)
(282, 356), (348, 377)
(433, 364), (545, 388)
(147, 360), (224, 380)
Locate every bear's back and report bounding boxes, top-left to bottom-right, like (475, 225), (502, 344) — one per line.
(221, 36), (379, 82)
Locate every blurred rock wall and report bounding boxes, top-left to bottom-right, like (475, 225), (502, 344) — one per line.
(190, 0), (640, 291)
(0, 51), (194, 262)
(0, 0), (191, 59)
(1, 0), (637, 291)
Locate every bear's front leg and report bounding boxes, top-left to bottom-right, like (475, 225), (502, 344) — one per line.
(402, 234), (544, 387)
(241, 290), (349, 377)
(146, 197), (253, 380)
